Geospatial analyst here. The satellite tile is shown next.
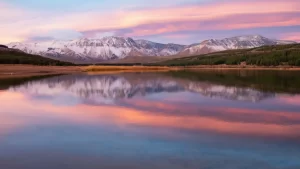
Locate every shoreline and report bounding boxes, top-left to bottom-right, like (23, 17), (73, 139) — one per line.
(0, 64), (300, 79)
(83, 65), (300, 72)
(0, 65), (81, 79)
(182, 65), (300, 71)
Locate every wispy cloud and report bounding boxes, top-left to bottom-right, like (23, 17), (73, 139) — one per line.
(82, 12), (300, 38)
(0, 0), (300, 44)
(279, 32), (300, 42)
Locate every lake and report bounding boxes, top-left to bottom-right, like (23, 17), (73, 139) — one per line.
(0, 70), (300, 169)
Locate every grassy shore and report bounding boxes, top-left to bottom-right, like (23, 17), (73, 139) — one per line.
(0, 65), (179, 78)
(0, 65), (81, 79)
(82, 65), (300, 72)
(1, 65), (300, 79)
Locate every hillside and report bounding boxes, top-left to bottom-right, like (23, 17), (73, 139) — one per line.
(157, 43), (300, 66)
(0, 45), (8, 48)
(0, 47), (74, 65)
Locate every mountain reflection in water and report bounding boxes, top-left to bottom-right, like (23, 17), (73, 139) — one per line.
(0, 70), (300, 169)
(9, 73), (276, 102)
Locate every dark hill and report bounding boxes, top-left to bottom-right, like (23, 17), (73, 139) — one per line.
(0, 45), (8, 48)
(0, 48), (74, 65)
(156, 43), (300, 66)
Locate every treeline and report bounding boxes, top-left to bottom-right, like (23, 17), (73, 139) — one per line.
(255, 44), (300, 51)
(159, 44), (300, 66)
(246, 50), (300, 66)
(0, 50), (74, 66)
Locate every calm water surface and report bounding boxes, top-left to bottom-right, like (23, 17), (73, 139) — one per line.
(0, 70), (300, 169)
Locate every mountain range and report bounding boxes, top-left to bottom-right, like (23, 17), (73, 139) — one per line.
(7, 35), (295, 63)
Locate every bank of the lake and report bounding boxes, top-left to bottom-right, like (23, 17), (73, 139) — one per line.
(82, 65), (300, 72)
(1, 65), (300, 79)
(0, 65), (81, 79)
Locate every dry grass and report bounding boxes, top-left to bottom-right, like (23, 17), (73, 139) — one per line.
(1, 64), (299, 79)
(0, 64), (81, 79)
(82, 65), (300, 73)
(81, 65), (179, 72)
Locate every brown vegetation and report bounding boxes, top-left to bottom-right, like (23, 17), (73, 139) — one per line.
(1, 64), (300, 80)
(81, 65), (180, 72)
(0, 65), (81, 79)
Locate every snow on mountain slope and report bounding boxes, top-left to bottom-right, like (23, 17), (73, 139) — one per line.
(7, 35), (296, 63)
(8, 37), (137, 62)
(179, 35), (296, 56)
(7, 37), (185, 63)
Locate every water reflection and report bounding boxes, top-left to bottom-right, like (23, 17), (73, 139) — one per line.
(9, 73), (276, 103)
(0, 71), (300, 169)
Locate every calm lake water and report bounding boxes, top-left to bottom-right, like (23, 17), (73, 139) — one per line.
(0, 70), (300, 169)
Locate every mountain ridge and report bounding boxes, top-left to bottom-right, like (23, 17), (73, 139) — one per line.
(7, 35), (296, 63)
(178, 35), (295, 56)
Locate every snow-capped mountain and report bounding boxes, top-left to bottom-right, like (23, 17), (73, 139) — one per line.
(7, 37), (185, 63)
(7, 35), (295, 63)
(179, 35), (295, 56)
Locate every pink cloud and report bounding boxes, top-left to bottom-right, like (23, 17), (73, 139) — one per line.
(104, 12), (300, 38)
(279, 32), (300, 42)
(1, 0), (300, 43)
(80, 0), (300, 38)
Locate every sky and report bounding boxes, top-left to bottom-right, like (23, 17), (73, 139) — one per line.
(0, 0), (300, 44)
